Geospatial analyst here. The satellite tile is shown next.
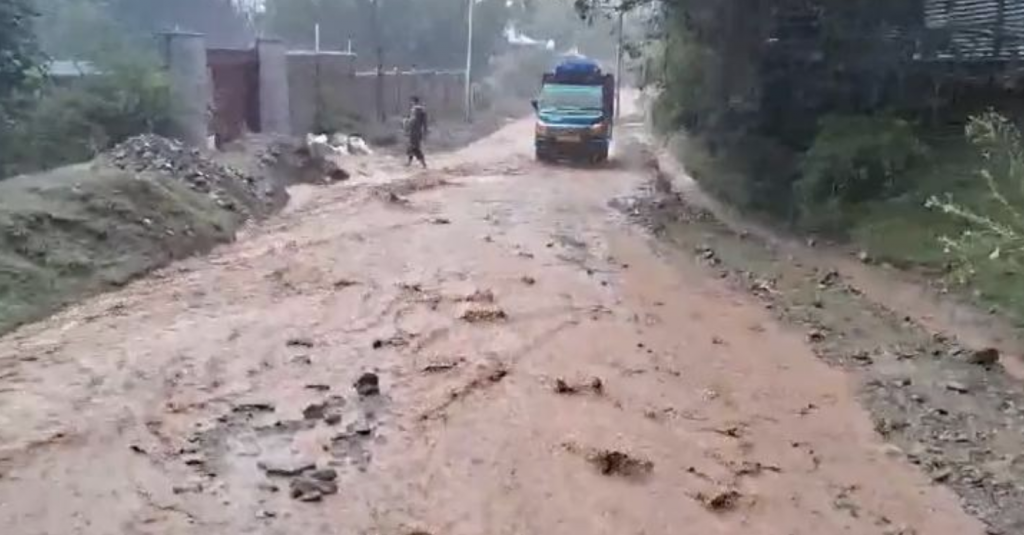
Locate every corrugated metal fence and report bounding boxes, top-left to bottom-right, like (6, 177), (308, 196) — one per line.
(925, 0), (1024, 59)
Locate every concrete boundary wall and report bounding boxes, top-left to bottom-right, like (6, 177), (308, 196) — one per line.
(287, 50), (466, 135)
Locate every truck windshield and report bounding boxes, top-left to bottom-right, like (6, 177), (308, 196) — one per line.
(538, 84), (603, 112)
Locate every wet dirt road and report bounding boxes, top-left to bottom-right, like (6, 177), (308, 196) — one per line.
(0, 119), (986, 535)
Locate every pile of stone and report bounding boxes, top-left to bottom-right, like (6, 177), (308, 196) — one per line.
(104, 134), (280, 219)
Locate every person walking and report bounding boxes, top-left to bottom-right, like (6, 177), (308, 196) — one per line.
(404, 96), (429, 168)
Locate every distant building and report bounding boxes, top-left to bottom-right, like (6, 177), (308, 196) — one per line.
(924, 0), (1024, 60)
(46, 60), (100, 80)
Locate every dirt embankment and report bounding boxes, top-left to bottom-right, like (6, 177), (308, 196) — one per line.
(0, 135), (298, 335)
(624, 162), (1024, 535)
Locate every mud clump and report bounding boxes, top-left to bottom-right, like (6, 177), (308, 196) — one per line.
(354, 372), (381, 397)
(289, 476), (339, 502)
(553, 377), (604, 396)
(589, 449), (653, 478)
(697, 489), (743, 512)
(563, 442), (653, 479)
(967, 347), (1000, 367)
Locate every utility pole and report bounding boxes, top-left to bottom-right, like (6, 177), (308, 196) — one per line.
(464, 0), (475, 122)
(615, 7), (624, 121)
(371, 0), (385, 122)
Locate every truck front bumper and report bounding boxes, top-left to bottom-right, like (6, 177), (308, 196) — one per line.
(535, 136), (609, 160)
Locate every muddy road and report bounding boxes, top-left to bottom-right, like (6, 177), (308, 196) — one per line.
(0, 117), (1013, 535)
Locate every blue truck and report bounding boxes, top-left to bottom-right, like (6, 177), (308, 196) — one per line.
(531, 56), (615, 164)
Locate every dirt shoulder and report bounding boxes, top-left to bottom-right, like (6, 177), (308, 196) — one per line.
(631, 155), (1024, 534)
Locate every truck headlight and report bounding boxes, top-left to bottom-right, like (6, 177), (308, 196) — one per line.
(536, 122), (549, 136)
(590, 122), (607, 135)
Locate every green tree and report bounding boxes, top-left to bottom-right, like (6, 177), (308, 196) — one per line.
(0, 0), (41, 107)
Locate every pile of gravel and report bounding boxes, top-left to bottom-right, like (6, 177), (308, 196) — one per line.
(104, 134), (284, 219)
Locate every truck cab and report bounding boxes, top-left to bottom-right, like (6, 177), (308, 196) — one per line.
(532, 56), (615, 164)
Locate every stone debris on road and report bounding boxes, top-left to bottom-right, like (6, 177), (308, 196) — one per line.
(552, 377), (604, 396)
(696, 488), (743, 512)
(460, 306), (508, 323)
(0, 115), (1013, 535)
(105, 134), (282, 217)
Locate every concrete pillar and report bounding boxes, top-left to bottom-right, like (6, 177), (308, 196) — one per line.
(258, 38), (291, 136)
(162, 32), (210, 147)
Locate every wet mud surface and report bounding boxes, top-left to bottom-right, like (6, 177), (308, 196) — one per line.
(625, 173), (1024, 534)
(0, 117), (1008, 534)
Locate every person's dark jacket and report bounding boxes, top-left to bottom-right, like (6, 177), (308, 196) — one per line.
(408, 104), (428, 143)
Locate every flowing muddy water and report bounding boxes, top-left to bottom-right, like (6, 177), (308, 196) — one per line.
(0, 118), (992, 534)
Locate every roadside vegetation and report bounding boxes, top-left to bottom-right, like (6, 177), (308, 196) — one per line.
(576, 0), (1024, 324)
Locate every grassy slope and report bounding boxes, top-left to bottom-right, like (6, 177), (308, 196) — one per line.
(674, 130), (1024, 325)
(850, 142), (1024, 324)
(0, 163), (239, 334)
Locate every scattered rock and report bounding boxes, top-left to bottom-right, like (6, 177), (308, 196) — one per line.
(257, 457), (316, 477)
(697, 488), (743, 512)
(734, 461), (782, 477)
(588, 449), (653, 478)
(807, 329), (827, 343)
(520, 275), (537, 286)
(171, 482), (204, 494)
(323, 412), (343, 425)
(461, 289), (496, 304)
(372, 335), (409, 349)
(286, 337), (315, 348)
(944, 381), (970, 394)
(305, 384), (331, 392)
(291, 355), (313, 366)
(256, 509), (277, 519)
(819, 269), (841, 288)
(303, 402), (328, 420)
(289, 476), (338, 502)
(968, 347), (1001, 367)
(309, 468), (338, 482)
(105, 134), (280, 217)
(429, 217), (452, 225)
(553, 377), (604, 396)
(129, 444), (147, 455)
(422, 358), (464, 373)
(711, 336), (726, 345)
(931, 467), (954, 482)
(851, 351), (874, 364)
(461, 307), (508, 323)
(857, 250), (871, 263)
(354, 373), (381, 397)
(232, 402), (276, 413)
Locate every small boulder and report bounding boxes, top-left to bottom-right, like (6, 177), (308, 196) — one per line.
(257, 457), (316, 477)
(309, 468), (338, 482)
(968, 347), (1000, 367)
(943, 381), (970, 394)
(303, 402), (328, 420)
(354, 372), (381, 397)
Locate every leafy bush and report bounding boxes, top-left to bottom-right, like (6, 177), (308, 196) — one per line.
(1, 58), (170, 177)
(795, 114), (926, 231)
